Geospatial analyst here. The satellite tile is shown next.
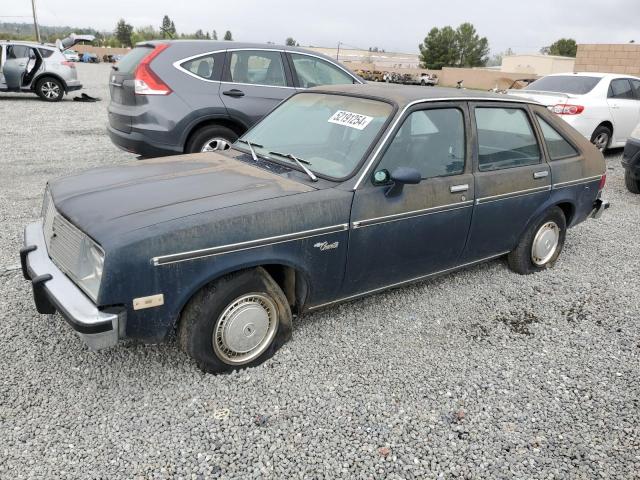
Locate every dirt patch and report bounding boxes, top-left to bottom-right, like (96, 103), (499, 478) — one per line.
(495, 310), (540, 335)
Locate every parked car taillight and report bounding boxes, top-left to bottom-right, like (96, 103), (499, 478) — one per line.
(598, 174), (606, 191)
(550, 104), (584, 115)
(61, 61), (76, 69)
(134, 44), (172, 95)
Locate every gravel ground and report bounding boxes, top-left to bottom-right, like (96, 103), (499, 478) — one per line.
(0, 63), (639, 479)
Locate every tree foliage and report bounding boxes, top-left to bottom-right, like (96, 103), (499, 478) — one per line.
(212, 30), (218, 40)
(224, 30), (233, 41)
(285, 37), (299, 46)
(115, 19), (133, 47)
(160, 15), (176, 39)
(545, 38), (577, 57)
(419, 23), (489, 69)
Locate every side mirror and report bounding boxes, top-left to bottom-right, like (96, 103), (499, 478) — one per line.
(385, 167), (421, 197)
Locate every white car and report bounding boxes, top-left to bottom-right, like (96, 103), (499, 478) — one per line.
(63, 49), (80, 62)
(509, 72), (640, 151)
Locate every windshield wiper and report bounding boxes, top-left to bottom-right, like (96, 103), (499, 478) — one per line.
(268, 151), (318, 182)
(237, 139), (263, 161)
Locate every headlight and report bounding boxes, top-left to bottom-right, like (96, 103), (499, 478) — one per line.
(631, 123), (640, 141)
(75, 237), (105, 302)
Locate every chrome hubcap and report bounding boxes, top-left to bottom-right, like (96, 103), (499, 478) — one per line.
(213, 293), (278, 365)
(42, 82), (60, 99)
(593, 133), (608, 151)
(531, 221), (560, 266)
(201, 137), (230, 152)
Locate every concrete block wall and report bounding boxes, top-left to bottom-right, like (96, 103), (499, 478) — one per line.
(575, 44), (640, 75)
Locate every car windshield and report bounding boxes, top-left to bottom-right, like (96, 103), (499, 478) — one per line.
(239, 93), (393, 179)
(524, 75), (602, 95)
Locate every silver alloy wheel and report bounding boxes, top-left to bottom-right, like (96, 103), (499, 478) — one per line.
(593, 132), (609, 151)
(41, 81), (61, 100)
(201, 137), (231, 152)
(531, 221), (560, 266)
(213, 293), (279, 365)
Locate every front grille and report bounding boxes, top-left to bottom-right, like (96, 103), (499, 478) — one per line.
(42, 191), (86, 277)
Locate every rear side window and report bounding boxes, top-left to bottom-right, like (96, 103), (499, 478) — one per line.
(229, 50), (286, 87)
(536, 116), (579, 160)
(378, 108), (465, 179)
(608, 79), (634, 99)
(290, 53), (354, 88)
(181, 54), (216, 80)
(116, 46), (153, 74)
(38, 48), (54, 58)
(475, 107), (540, 171)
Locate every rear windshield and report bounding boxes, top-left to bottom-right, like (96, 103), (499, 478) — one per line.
(116, 46), (153, 74)
(524, 76), (602, 95)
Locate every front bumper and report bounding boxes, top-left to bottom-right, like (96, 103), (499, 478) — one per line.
(590, 197), (610, 219)
(20, 220), (121, 350)
(622, 137), (640, 179)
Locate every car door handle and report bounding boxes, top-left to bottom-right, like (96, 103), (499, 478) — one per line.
(223, 89), (245, 98)
(533, 170), (549, 179)
(18, 63), (26, 67)
(450, 184), (469, 193)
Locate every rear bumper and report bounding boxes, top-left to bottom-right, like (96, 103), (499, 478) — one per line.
(590, 197), (610, 219)
(20, 220), (121, 350)
(107, 124), (180, 158)
(65, 79), (82, 92)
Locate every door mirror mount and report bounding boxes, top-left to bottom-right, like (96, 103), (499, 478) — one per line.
(384, 167), (421, 197)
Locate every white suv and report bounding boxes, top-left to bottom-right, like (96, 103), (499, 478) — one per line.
(509, 72), (640, 151)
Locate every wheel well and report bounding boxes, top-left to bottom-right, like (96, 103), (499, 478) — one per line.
(555, 202), (575, 225)
(262, 264), (308, 313)
(596, 121), (613, 135)
(183, 118), (247, 152)
(32, 73), (67, 92)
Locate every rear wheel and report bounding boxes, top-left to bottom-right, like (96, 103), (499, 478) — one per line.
(625, 169), (640, 194)
(185, 124), (238, 154)
(178, 268), (292, 374)
(590, 125), (611, 152)
(35, 77), (64, 102)
(508, 207), (567, 274)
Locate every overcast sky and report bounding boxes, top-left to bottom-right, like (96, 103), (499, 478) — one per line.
(5, 0), (639, 54)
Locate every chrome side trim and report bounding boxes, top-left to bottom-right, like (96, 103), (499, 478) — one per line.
(152, 224), (349, 266)
(220, 80), (296, 90)
(352, 200), (474, 229)
(172, 48), (362, 87)
(476, 185), (551, 205)
(352, 97), (541, 190)
(551, 175), (602, 190)
(307, 251), (510, 311)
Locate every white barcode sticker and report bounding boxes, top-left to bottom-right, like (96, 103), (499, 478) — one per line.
(328, 110), (374, 130)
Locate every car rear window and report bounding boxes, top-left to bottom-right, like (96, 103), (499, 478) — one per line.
(524, 76), (602, 95)
(116, 46), (153, 74)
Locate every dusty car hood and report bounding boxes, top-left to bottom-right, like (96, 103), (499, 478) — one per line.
(48, 152), (314, 243)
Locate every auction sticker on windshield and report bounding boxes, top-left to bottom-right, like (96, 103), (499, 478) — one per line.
(328, 110), (374, 130)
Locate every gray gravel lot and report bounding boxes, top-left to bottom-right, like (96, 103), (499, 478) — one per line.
(1, 63), (639, 479)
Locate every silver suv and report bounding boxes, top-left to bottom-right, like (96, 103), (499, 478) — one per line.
(0, 34), (94, 101)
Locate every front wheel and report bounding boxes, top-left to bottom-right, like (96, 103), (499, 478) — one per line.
(624, 169), (640, 194)
(508, 207), (567, 274)
(36, 77), (64, 102)
(185, 124), (238, 154)
(178, 268), (292, 374)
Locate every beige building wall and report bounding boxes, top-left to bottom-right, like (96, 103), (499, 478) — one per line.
(575, 44), (640, 76)
(501, 55), (575, 75)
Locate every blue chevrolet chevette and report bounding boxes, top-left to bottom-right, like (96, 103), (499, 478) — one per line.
(21, 84), (609, 373)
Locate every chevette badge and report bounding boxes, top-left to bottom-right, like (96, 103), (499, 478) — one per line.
(314, 241), (339, 251)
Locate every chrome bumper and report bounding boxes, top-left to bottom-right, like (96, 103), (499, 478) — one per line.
(590, 198), (610, 219)
(20, 220), (120, 350)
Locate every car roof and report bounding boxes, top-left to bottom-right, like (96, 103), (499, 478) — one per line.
(542, 72), (640, 80)
(308, 83), (540, 108)
(1, 40), (56, 50)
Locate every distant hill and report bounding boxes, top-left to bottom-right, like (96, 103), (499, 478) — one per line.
(0, 22), (103, 43)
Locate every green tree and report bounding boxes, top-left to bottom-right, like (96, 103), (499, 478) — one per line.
(285, 37), (298, 46)
(223, 30), (233, 41)
(419, 23), (489, 69)
(419, 26), (458, 69)
(115, 19), (133, 47)
(160, 15), (176, 39)
(194, 29), (205, 39)
(547, 38), (577, 57)
(212, 29), (218, 40)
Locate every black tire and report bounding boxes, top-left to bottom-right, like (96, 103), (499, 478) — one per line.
(590, 125), (612, 152)
(185, 124), (238, 154)
(35, 77), (64, 102)
(508, 207), (567, 275)
(178, 267), (292, 374)
(624, 169), (640, 194)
